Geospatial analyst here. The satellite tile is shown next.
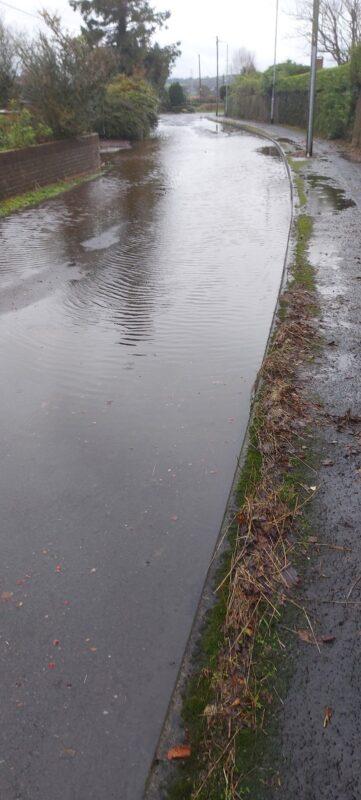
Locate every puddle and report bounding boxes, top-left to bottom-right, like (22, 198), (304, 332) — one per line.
(306, 174), (356, 212)
(257, 145), (281, 159)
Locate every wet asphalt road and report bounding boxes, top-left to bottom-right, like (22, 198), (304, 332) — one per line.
(0, 115), (291, 799)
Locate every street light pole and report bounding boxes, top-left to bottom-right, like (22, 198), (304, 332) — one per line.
(198, 53), (202, 99)
(306, 0), (320, 156)
(270, 0), (279, 124)
(225, 44), (229, 116)
(216, 36), (219, 117)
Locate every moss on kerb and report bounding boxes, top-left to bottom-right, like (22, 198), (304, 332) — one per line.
(0, 170), (103, 218)
(166, 156), (317, 800)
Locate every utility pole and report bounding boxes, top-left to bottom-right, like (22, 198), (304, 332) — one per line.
(198, 54), (202, 99)
(270, 0), (279, 124)
(225, 43), (229, 117)
(306, 0), (320, 156)
(216, 36), (219, 117)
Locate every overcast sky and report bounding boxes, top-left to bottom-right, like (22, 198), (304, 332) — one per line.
(0, 0), (311, 77)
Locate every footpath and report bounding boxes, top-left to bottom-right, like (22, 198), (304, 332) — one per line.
(147, 120), (361, 800)
(242, 120), (361, 800)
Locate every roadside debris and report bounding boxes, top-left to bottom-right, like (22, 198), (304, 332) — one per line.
(167, 744), (191, 761)
(323, 707), (333, 728)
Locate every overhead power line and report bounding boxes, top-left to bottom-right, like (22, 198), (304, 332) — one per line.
(0, 0), (40, 20)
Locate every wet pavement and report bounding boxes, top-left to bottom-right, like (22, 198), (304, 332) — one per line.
(0, 115), (291, 799)
(222, 117), (361, 800)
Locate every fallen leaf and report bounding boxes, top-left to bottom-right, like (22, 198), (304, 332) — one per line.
(297, 629), (314, 644)
(321, 459), (334, 467)
(48, 662), (56, 670)
(55, 564), (62, 573)
(52, 639), (60, 647)
(297, 630), (335, 646)
(323, 707), (333, 727)
(89, 646), (97, 653)
(1, 591), (13, 602)
(167, 744), (191, 761)
(170, 515), (178, 522)
(62, 747), (76, 758)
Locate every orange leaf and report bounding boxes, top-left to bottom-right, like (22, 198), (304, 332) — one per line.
(297, 629), (314, 644)
(167, 744), (191, 761)
(1, 591), (13, 602)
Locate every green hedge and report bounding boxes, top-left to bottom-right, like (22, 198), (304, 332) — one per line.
(228, 61), (358, 140)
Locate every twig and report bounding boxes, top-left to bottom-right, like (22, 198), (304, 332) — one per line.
(193, 731), (238, 799)
(307, 541), (352, 553)
(347, 575), (361, 600)
(287, 597), (320, 653)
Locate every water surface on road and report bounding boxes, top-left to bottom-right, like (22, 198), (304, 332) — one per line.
(0, 116), (290, 799)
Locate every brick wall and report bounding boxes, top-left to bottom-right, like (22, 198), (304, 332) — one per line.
(0, 134), (100, 201)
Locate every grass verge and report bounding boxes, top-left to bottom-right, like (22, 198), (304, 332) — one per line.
(0, 171), (103, 218)
(165, 159), (319, 800)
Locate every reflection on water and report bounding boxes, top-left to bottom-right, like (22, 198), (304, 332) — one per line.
(0, 115), (291, 800)
(306, 172), (357, 212)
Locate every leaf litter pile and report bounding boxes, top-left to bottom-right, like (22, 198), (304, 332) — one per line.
(173, 275), (322, 798)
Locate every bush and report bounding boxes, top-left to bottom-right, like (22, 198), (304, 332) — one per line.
(314, 63), (354, 139)
(350, 44), (361, 88)
(261, 60), (310, 93)
(98, 75), (158, 140)
(0, 106), (52, 151)
(18, 13), (117, 138)
(0, 20), (17, 107)
(232, 73), (262, 95)
(167, 81), (187, 108)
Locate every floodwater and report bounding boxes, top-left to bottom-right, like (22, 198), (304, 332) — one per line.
(0, 115), (291, 799)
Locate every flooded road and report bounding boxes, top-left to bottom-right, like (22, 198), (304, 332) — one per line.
(0, 115), (290, 799)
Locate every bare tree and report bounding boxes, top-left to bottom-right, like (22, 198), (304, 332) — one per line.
(231, 47), (257, 75)
(292, 0), (361, 64)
